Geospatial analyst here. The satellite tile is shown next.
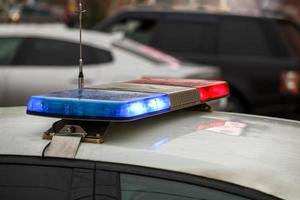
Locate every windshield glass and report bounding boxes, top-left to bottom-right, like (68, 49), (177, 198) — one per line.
(112, 38), (181, 67)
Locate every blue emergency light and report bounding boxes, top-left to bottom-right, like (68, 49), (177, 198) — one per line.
(27, 89), (171, 120)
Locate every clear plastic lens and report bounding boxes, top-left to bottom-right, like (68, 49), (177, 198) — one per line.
(27, 89), (171, 120)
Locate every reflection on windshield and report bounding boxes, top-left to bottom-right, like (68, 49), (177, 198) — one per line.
(113, 39), (181, 68)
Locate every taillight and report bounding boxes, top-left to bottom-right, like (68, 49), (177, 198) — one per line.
(280, 70), (300, 95)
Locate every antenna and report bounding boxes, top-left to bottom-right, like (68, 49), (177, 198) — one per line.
(78, 0), (86, 89)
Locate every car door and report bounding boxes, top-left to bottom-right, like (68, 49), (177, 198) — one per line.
(4, 37), (113, 106)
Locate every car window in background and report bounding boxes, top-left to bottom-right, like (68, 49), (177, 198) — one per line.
(108, 18), (158, 45)
(219, 18), (291, 58)
(0, 38), (23, 65)
(120, 173), (251, 200)
(152, 19), (217, 55)
(278, 20), (300, 59)
(13, 38), (113, 66)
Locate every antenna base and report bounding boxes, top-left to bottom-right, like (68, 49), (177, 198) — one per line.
(78, 72), (84, 89)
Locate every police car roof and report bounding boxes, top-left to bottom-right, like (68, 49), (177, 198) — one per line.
(1, 106), (300, 200)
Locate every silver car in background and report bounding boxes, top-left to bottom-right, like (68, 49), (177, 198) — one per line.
(0, 24), (220, 106)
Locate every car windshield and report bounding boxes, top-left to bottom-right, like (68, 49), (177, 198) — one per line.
(112, 38), (181, 66)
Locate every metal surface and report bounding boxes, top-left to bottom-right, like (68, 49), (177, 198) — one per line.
(78, 0), (85, 89)
(1, 107), (300, 199)
(89, 82), (200, 110)
(45, 135), (81, 158)
(43, 119), (111, 144)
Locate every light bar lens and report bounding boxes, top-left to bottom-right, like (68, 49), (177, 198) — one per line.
(128, 78), (229, 102)
(27, 89), (171, 120)
(198, 82), (229, 101)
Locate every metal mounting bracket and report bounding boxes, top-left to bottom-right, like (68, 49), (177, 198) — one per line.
(43, 119), (111, 144)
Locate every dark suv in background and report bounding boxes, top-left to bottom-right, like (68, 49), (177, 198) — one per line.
(96, 6), (300, 118)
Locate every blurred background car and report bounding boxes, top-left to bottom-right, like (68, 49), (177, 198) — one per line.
(0, 24), (220, 107)
(96, 5), (300, 118)
(2, 0), (300, 120)
(7, 4), (62, 23)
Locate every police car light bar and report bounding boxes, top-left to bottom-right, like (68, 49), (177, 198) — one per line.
(128, 77), (229, 102)
(27, 78), (229, 121)
(27, 89), (171, 120)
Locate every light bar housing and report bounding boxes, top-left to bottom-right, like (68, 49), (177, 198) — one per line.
(128, 77), (230, 102)
(27, 78), (230, 121)
(88, 82), (199, 111)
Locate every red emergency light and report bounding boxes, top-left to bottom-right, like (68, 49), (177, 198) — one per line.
(128, 77), (230, 102)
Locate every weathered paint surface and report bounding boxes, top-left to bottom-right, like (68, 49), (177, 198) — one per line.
(1, 107), (300, 199)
